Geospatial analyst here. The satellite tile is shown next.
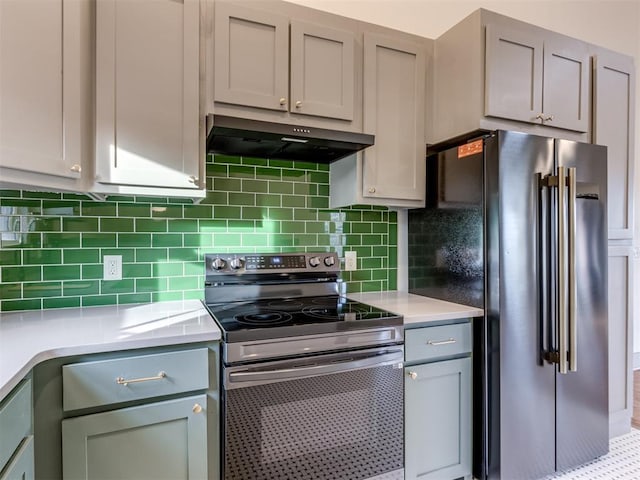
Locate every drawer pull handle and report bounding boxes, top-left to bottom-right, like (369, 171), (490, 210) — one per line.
(427, 338), (456, 346)
(116, 371), (166, 386)
(408, 371), (418, 380)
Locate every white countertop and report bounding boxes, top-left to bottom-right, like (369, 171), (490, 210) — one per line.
(0, 300), (221, 400)
(348, 291), (483, 326)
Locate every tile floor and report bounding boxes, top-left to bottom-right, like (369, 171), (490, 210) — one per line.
(545, 429), (640, 480)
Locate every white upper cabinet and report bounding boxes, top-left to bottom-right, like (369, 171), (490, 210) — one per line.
(485, 24), (589, 132)
(592, 49), (635, 240)
(0, 0), (89, 191)
(93, 0), (204, 196)
(213, 1), (357, 123)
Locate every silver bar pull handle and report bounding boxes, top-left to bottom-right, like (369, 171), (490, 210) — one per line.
(426, 338), (456, 346)
(557, 166), (568, 374)
(116, 371), (167, 386)
(567, 167), (577, 372)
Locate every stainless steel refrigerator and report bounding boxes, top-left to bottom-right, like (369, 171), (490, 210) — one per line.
(408, 130), (608, 480)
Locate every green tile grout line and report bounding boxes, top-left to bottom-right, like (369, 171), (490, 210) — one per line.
(0, 154), (397, 312)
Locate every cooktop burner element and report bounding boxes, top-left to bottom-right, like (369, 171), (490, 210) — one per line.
(234, 311), (293, 326)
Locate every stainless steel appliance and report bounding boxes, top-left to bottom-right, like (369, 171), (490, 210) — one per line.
(408, 130), (608, 480)
(203, 252), (404, 480)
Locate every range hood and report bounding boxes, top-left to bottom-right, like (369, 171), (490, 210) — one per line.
(206, 114), (374, 163)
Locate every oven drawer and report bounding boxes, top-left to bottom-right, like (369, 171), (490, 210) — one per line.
(405, 322), (472, 363)
(63, 349), (209, 411)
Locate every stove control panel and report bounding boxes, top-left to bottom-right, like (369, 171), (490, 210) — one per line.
(205, 252), (340, 274)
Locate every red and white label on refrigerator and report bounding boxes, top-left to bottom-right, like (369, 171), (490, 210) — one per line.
(458, 139), (483, 158)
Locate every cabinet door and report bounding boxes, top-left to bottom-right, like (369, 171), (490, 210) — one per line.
(542, 38), (589, 132)
(95, 0), (201, 189)
(62, 395), (207, 480)
(0, 436), (34, 480)
(290, 21), (355, 120)
(608, 246), (634, 438)
(214, 2), (289, 112)
(362, 33), (425, 201)
(593, 52), (635, 240)
(485, 24), (543, 124)
(404, 358), (471, 480)
(0, 0), (82, 180)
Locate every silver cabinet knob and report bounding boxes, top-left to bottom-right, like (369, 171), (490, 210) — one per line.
(308, 256), (320, 267)
(70, 164), (82, 173)
(544, 115), (554, 122)
(295, 100), (302, 108)
(535, 113), (545, 121)
(279, 97), (287, 106)
(368, 187), (376, 194)
(211, 258), (226, 270)
(408, 371), (418, 380)
(323, 256), (336, 267)
(193, 403), (203, 414)
(230, 258), (244, 270)
(189, 175), (198, 184)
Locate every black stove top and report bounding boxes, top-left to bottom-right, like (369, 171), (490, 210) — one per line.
(204, 295), (403, 342)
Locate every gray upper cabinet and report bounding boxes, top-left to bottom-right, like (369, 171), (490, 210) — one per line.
(214, 3), (289, 112)
(214, 1), (356, 122)
(331, 31), (428, 208)
(94, 0), (204, 196)
(593, 49), (635, 240)
(432, 9), (591, 144)
(485, 24), (589, 132)
(0, 0), (90, 192)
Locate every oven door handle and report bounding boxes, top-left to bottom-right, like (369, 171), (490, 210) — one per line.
(226, 350), (404, 388)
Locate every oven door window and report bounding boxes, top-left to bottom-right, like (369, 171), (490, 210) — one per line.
(223, 349), (404, 480)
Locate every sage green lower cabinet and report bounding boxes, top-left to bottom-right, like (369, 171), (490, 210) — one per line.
(62, 395), (207, 480)
(0, 436), (34, 480)
(404, 322), (472, 480)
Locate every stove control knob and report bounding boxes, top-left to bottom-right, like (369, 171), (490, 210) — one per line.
(211, 258), (226, 271)
(230, 258), (244, 270)
(308, 256), (321, 267)
(323, 256), (336, 267)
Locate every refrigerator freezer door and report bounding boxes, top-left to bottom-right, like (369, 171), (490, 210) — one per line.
(555, 139), (608, 470)
(487, 131), (556, 479)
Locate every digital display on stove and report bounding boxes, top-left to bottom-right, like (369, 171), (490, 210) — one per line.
(245, 255), (307, 270)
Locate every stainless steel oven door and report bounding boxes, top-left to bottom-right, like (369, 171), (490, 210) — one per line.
(223, 347), (404, 480)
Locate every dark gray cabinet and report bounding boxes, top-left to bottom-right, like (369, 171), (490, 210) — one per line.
(404, 322), (472, 480)
(214, 1), (355, 121)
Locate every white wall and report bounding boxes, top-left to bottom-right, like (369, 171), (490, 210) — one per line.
(290, 0), (640, 358)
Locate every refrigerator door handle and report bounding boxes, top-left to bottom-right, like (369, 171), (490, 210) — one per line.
(557, 166), (569, 374)
(567, 167), (577, 372)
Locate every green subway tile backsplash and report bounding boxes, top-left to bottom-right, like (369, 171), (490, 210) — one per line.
(0, 154), (397, 312)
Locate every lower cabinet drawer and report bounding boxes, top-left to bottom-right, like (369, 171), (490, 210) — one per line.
(63, 348), (209, 411)
(0, 379), (32, 470)
(405, 322), (472, 363)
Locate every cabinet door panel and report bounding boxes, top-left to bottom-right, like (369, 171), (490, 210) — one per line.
(404, 358), (471, 480)
(214, 2), (289, 111)
(485, 24), (543, 124)
(96, 0), (200, 189)
(607, 246), (634, 437)
(0, 0), (80, 180)
(542, 39), (589, 132)
(362, 33), (425, 201)
(0, 436), (34, 480)
(593, 53), (635, 240)
(290, 21), (355, 120)
(62, 395), (207, 480)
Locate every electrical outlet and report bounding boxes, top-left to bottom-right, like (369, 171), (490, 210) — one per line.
(344, 251), (357, 271)
(103, 255), (122, 281)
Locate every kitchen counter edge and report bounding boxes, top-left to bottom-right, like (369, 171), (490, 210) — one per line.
(0, 300), (221, 400)
(348, 291), (484, 327)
